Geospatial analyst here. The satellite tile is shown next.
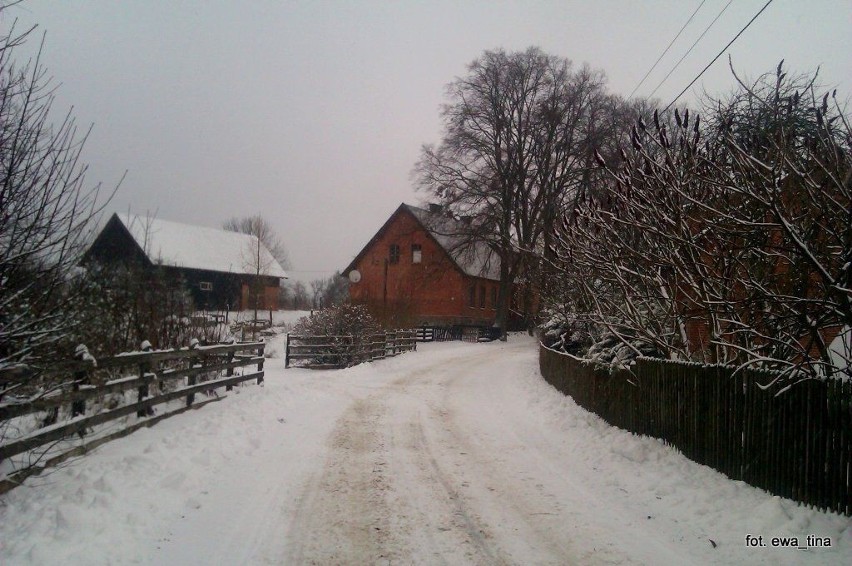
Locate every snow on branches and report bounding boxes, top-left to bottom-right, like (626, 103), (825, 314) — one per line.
(546, 63), (851, 381)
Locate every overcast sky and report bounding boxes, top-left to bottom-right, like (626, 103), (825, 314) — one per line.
(6, 1), (852, 284)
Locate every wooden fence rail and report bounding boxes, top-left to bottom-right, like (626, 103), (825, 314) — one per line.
(285, 330), (416, 369)
(0, 341), (265, 492)
(538, 344), (852, 516)
(415, 325), (501, 343)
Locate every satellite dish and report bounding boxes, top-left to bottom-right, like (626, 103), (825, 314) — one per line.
(348, 269), (362, 283)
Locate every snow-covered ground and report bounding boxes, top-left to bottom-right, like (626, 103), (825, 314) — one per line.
(0, 335), (848, 564)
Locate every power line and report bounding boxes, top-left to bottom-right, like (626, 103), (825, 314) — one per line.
(647, 0), (734, 100)
(627, 0), (707, 100)
(664, 0), (776, 112)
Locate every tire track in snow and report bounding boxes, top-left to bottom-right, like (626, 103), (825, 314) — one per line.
(286, 351), (511, 565)
(285, 395), (401, 564)
(406, 418), (509, 565)
(285, 341), (684, 564)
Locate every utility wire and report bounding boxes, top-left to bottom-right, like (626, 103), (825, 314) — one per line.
(664, 0), (775, 112)
(648, 0), (734, 101)
(627, 0), (707, 100)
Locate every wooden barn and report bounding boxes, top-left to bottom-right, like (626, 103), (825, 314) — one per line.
(84, 213), (288, 311)
(342, 203), (501, 328)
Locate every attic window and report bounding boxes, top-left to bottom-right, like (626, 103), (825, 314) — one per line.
(412, 244), (422, 264)
(199, 281), (213, 291)
(389, 244), (400, 264)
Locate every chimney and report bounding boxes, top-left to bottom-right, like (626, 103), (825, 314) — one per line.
(428, 203), (443, 214)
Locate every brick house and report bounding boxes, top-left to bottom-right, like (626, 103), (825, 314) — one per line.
(342, 204), (501, 328)
(84, 213), (287, 311)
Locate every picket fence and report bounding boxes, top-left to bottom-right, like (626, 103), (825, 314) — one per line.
(538, 344), (851, 516)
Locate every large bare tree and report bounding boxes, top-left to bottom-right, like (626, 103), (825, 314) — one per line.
(415, 47), (626, 336)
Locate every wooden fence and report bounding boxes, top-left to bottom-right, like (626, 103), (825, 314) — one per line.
(539, 344), (851, 517)
(0, 341), (265, 493)
(416, 325), (501, 342)
(285, 330), (416, 369)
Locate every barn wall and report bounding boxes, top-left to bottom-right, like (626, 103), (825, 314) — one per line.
(349, 210), (498, 327)
(83, 216), (149, 267)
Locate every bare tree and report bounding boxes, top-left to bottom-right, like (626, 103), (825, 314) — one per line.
(0, 8), (116, 378)
(308, 272), (349, 310)
(416, 47), (630, 335)
(290, 281), (310, 310)
(223, 215), (291, 270)
(223, 215), (289, 334)
(310, 278), (327, 310)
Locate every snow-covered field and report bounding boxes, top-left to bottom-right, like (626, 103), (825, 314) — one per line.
(0, 335), (848, 564)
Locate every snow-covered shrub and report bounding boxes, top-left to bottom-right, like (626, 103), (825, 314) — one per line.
(291, 304), (381, 367)
(70, 263), (202, 356)
(293, 303), (380, 337)
(540, 309), (591, 355)
(585, 332), (661, 370)
(541, 306), (660, 370)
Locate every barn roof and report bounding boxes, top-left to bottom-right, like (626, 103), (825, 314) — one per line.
(343, 203), (500, 281)
(114, 213), (288, 279)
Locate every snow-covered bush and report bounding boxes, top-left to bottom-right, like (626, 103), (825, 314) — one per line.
(70, 263), (218, 356)
(585, 332), (661, 370)
(293, 303), (380, 337)
(540, 309), (591, 355)
(546, 63), (851, 382)
(291, 304), (381, 367)
(541, 308), (660, 370)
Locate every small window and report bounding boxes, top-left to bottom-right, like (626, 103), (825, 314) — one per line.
(412, 244), (422, 264)
(469, 285), (476, 308)
(389, 244), (400, 264)
(199, 281), (213, 291)
(479, 285), (486, 309)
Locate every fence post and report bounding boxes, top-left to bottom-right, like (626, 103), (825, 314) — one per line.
(257, 342), (264, 384)
(186, 338), (199, 407)
(71, 344), (92, 418)
(226, 347), (235, 391)
(285, 333), (290, 368)
(137, 340), (154, 417)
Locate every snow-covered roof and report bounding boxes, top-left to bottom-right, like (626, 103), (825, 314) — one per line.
(403, 204), (500, 281)
(116, 214), (288, 279)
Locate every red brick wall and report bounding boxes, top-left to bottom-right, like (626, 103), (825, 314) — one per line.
(349, 210), (498, 326)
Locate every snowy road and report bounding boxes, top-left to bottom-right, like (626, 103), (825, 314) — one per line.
(282, 342), (684, 565)
(1, 336), (848, 565)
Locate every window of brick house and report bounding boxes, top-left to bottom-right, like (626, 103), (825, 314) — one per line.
(491, 286), (498, 308)
(479, 285), (486, 308)
(199, 281), (212, 291)
(412, 243), (422, 264)
(469, 285), (476, 308)
(389, 244), (400, 264)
